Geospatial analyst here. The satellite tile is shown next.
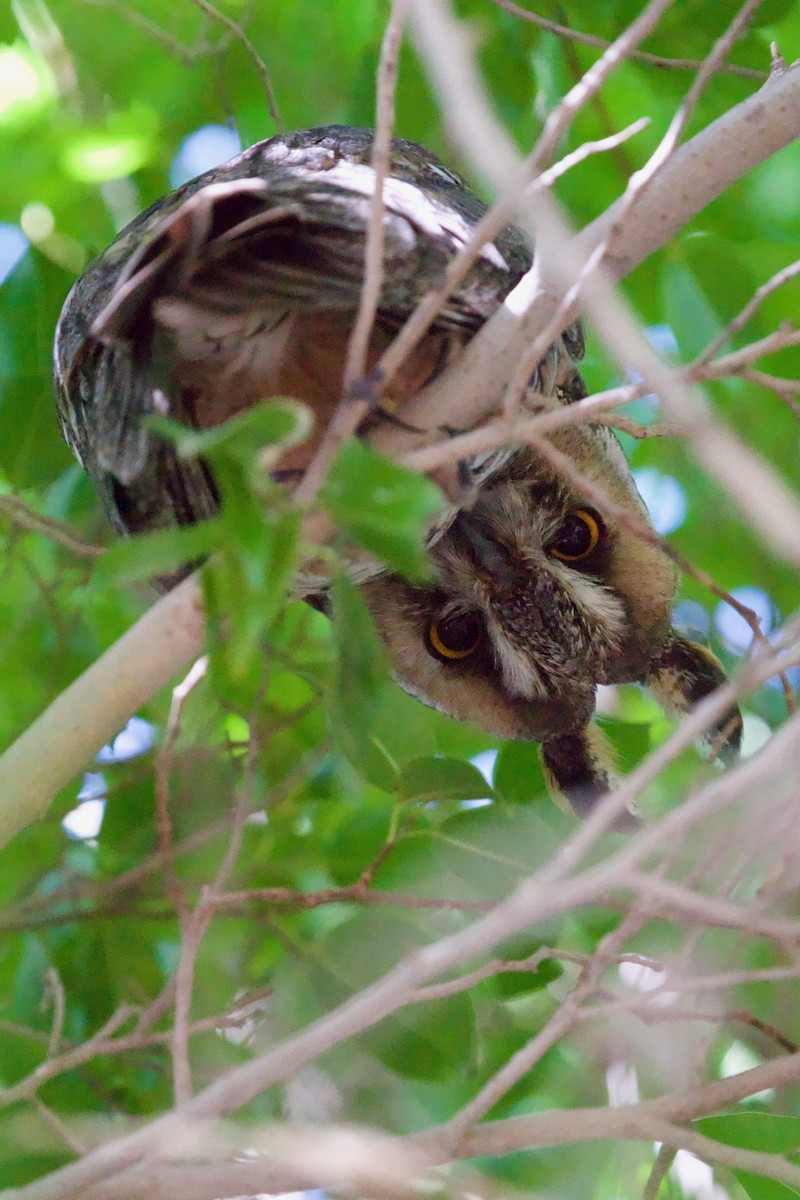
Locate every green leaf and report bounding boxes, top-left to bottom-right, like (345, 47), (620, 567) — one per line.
(315, 910), (475, 1081)
(328, 802), (395, 886)
(151, 400), (310, 707)
(493, 741), (547, 806)
(727, 1171), (800, 1200)
(321, 438), (444, 580)
(201, 503), (302, 706)
(328, 572), (396, 790)
(396, 756), (493, 805)
(698, 1113), (800, 1156)
(662, 255), (724, 359)
(697, 1113), (800, 1200)
(96, 519), (221, 583)
(751, 0), (794, 25)
(148, 397), (312, 476)
(493, 934), (564, 997)
(599, 717), (652, 773)
(373, 989), (473, 1081)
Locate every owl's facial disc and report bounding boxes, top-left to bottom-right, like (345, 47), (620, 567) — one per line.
(427, 487), (627, 700)
(360, 486), (633, 742)
(360, 436), (679, 744)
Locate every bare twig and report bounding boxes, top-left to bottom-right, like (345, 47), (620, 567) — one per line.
(635, 0), (764, 171)
(378, 2), (800, 568)
(643, 1144), (678, 1200)
(184, 0), (281, 127)
(742, 368), (800, 419)
(698, 256), (800, 363)
(160, 656), (208, 1105)
(42, 969), (66, 1059)
(343, 0), (410, 391)
(374, 0), (676, 402)
(292, 0), (409, 507)
(0, 1005), (136, 1110)
(76, 0), (215, 66)
(0, 495), (102, 558)
(7, 704), (800, 1200)
(157, 659), (209, 926)
(537, 117), (651, 188)
(32, 1096), (88, 1157)
(489, 0), (765, 81)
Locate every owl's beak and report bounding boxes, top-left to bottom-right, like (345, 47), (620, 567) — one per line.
(446, 509), (522, 581)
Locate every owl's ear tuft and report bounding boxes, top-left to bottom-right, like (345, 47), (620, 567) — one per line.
(646, 632), (743, 765)
(540, 725), (639, 831)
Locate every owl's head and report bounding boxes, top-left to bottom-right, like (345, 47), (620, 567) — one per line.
(363, 425), (677, 742)
(361, 425), (741, 818)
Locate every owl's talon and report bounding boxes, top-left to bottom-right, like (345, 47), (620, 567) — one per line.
(540, 725), (639, 831)
(646, 632), (743, 764)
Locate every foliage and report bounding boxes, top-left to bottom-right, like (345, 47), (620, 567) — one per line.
(0, 1), (799, 1197)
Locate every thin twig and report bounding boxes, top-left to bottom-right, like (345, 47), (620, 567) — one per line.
(42, 968), (66, 1059)
(503, 0), (765, 417)
(0, 495), (102, 558)
(343, 0), (410, 392)
(631, 0), (765, 177)
(76, 0), (213, 66)
(6, 711), (800, 1199)
(536, 117), (651, 189)
(489, 0), (765, 81)
(161, 656), (209, 1106)
(643, 1144), (678, 1200)
(290, 0), (409, 508)
(32, 1096), (88, 1157)
(742, 368), (800, 419)
(184, 0), (281, 128)
(627, 1116), (800, 1192)
(213, 885), (493, 915)
(698, 256), (800, 363)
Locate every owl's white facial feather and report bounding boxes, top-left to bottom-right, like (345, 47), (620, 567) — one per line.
(362, 437), (677, 745)
(484, 566), (626, 700)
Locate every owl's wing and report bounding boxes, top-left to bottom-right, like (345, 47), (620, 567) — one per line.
(54, 126), (583, 538)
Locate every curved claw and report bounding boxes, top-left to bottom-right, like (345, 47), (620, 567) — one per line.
(541, 725), (639, 831)
(646, 633), (743, 764)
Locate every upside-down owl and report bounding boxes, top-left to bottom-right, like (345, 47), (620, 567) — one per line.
(54, 125), (742, 822)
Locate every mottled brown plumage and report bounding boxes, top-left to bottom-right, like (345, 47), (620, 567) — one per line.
(54, 125), (741, 821)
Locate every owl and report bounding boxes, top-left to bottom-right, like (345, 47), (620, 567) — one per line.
(54, 124), (742, 820)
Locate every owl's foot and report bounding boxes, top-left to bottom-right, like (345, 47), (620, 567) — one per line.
(540, 725), (639, 831)
(646, 632), (743, 764)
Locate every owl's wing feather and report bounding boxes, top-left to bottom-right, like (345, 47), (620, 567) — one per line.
(54, 125), (583, 537)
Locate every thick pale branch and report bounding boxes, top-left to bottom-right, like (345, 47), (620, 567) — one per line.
(0, 574), (205, 849)
(26, 1047), (800, 1200)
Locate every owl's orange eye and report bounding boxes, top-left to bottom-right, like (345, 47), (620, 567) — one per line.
(548, 508), (602, 562)
(426, 611), (482, 661)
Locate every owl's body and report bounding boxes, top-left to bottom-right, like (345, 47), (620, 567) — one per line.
(55, 125), (583, 538)
(54, 125), (741, 819)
